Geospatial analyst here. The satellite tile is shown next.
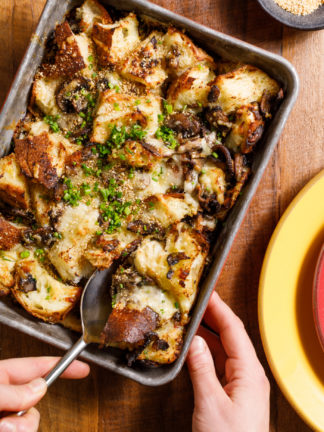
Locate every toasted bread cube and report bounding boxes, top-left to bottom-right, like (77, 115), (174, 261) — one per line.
(136, 320), (184, 364)
(29, 183), (61, 227)
(102, 306), (159, 349)
(14, 122), (78, 189)
(167, 65), (215, 111)
(31, 75), (62, 116)
(93, 13), (140, 67)
(0, 245), (22, 296)
(12, 252), (81, 323)
(120, 32), (167, 88)
(42, 21), (86, 78)
(164, 27), (215, 76)
(0, 216), (24, 250)
(109, 140), (162, 169)
(130, 158), (185, 201)
(102, 262), (183, 363)
(145, 193), (198, 227)
(85, 229), (138, 269)
(134, 222), (208, 317)
(47, 203), (98, 283)
(0, 153), (30, 209)
(74, 33), (97, 79)
(225, 103), (264, 153)
(91, 90), (161, 143)
(76, 0), (112, 34)
(213, 65), (280, 114)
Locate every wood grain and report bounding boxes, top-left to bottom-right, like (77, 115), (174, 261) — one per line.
(0, 0), (323, 431)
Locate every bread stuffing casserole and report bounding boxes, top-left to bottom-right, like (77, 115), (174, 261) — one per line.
(0, 0), (283, 366)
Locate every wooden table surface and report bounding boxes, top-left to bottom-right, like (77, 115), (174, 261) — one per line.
(0, 1), (323, 431)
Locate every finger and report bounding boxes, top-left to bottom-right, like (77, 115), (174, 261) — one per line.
(0, 357), (90, 384)
(187, 336), (229, 409)
(204, 291), (259, 367)
(0, 407), (40, 432)
(197, 325), (227, 378)
(0, 379), (47, 412)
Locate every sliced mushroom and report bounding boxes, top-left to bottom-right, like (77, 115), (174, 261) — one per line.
(205, 106), (232, 131)
(197, 186), (222, 214)
(260, 88), (284, 118)
(167, 252), (190, 266)
(18, 274), (37, 293)
(127, 220), (161, 236)
(56, 77), (91, 113)
(164, 113), (201, 138)
(210, 144), (234, 177)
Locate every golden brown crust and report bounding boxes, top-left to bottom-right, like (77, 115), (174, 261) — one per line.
(15, 132), (59, 189)
(42, 21), (85, 78)
(0, 153), (30, 209)
(0, 216), (23, 250)
(92, 23), (114, 66)
(167, 73), (195, 103)
(102, 306), (159, 346)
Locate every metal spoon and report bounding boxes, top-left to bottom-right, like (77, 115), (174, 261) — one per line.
(17, 268), (113, 417)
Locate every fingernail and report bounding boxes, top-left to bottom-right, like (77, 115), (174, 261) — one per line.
(28, 378), (46, 394)
(0, 420), (16, 432)
(193, 336), (206, 354)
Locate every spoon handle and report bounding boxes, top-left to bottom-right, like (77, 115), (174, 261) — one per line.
(45, 336), (88, 387)
(16, 336), (88, 417)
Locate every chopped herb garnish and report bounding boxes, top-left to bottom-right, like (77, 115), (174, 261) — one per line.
(163, 101), (173, 114)
(62, 177), (82, 206)
(212, 152), (219, 159)
(44, 115), (60, 133)
(158, 113), (165, 123)
(128, 167), (135, 179)
(20, 250), (30, 259)
(155, 126), (178, 149)
(174, 302), (180, 309)
(111, 293), (117, 308)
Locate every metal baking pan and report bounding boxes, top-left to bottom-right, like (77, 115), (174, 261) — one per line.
(0, 0), (299, 386)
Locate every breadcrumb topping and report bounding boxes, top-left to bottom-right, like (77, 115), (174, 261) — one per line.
(273, 0), (324, 15)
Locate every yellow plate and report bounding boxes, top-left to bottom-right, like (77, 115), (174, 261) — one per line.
(259, 169), (324, 431)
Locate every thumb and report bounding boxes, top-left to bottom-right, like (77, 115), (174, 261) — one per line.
(0, 378), (47, 412)
(187, 336), (228, 409)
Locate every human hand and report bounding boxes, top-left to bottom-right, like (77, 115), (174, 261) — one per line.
(0, 356), (89, 432)
(187, 291), (270, 432)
